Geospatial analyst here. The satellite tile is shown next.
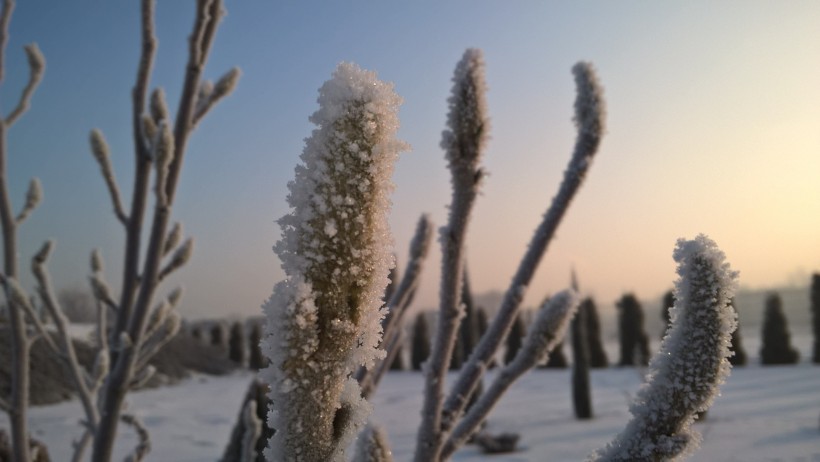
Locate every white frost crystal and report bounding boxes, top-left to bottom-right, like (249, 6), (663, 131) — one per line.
(591, 234), (738, 461)
(262, 62), (407, 462)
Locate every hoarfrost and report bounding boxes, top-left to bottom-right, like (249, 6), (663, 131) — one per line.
(591, 234), (738, 461)
(262, 62), (406, 461)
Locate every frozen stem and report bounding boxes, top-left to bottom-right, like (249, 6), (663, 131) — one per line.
(14, 177), (41, 225)
(441, 61), (606, 433)
(193, 67), (241, 124)
(158, 237), (194, 281)
(591, 235), (738, 461)
(441, 290), (580, 458)
(358, 214), (433, 398)
(415, 48), (489, 462)
(122, 413), (151, 462)
(240, 399), (261, 462)
(89, 129), (128, 225)
(30, 240), (99, 431)
(5, 42), (44, 126)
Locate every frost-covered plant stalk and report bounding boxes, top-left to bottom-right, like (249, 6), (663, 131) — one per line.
(262, 62), (406, 461)
(441, 291), (580, 458)
(352, 424), (394, 462)
(591, 234), (738, 461)
(415, 47), (489, 462)
(0, 1), (45, 459)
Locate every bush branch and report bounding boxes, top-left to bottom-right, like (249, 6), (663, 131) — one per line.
(5, 43), (44, 126)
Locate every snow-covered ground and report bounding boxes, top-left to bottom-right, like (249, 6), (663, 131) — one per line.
(6, 335), (819, 461)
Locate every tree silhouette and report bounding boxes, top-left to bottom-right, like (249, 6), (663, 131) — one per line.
(617, 293), (650, 367)
(760, 292), (799, 365)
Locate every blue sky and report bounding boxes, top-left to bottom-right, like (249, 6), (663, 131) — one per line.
(4, 1), (820, 319)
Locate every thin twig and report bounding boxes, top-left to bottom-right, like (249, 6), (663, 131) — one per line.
(357, 214), (432, 392)
(0, 0), (14, 84)
(122, 413), (151, 462)
(30, 241), (99, 431)
(5, 43), (45, 126)
(192, 67), (240, 125)
(165, 0), (223, 203)
(71, 429), (93, 462)
(14, 177), (41, 225)
(93, 2), (234, 459)
(90, 130), (128, 225)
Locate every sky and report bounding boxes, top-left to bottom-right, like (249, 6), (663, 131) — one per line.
(3, 1), (819, 319)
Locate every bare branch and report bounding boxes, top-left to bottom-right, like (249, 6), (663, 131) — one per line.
(89, 129), (128, 225)
(5, 43), (45, 126)
(122, 414), (151, 462)
(14, 177), (41, 225)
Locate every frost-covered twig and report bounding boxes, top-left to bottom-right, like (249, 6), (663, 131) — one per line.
(162, 222), (183, 256)
(158, 237), (194, 281)
(441, 291), (579, 458)
(353, 423), (394, 462)
(30, 241), (100, 432)
(415, 48), (489, 462)
(0, 272), (57, 353)
(0, 2), (44, 459)
(381, 214), (433, 356)
(14, 178), (41, 225)
(91, 1), (237, 460)
(591, 234), (738, 461)
(193, 67), (240, 125)
(262, 62), (406, 461)
(358, 213), (433, 398)
(89, 130), (128, 225)
(441, 61), (606, 433)
(360, 329), (405, 400)
(136, 311), (181, 369)
(122, 413), (151, 462)
(240, 399), (261, 462)
(5, 43), (44, 126)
